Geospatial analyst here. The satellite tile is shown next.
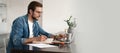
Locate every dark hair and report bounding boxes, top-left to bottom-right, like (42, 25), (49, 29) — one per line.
(27, 1), (42, 14)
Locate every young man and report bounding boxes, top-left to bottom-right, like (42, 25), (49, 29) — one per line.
(7, 1), (53, 53)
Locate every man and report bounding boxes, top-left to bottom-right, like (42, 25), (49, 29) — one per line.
(7, 1), (53, 53)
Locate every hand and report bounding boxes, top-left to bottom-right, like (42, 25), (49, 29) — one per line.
(24, 35), (47, 44)
(39, 35), (47, 41)
(24, 37), (40, 44)
(32, 35), (47, 41)
(59, 34), (66, 38)
(32, 37), (41, 41)
(54, 34), (66, 41)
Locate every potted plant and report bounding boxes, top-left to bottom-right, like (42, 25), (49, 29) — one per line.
(64, 16), (76, 33)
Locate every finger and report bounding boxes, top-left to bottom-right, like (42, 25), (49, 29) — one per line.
(34, 37), (40, 41)
(40, 36), (47, 41)
(40, 37), (46, 41)
(41, 35), (47, 39)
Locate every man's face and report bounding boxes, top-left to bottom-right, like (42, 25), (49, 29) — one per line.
(32, 7), (42, 21)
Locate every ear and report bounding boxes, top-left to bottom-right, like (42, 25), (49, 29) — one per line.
(29, 9), (33, 15)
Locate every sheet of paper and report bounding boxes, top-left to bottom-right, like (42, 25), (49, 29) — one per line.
(44, 38), (53, 43)
(32, 38), (54, 44)
(28, 43), (57, 48)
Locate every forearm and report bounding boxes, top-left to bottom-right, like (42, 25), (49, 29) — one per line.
(23, 37), (42, 44)
(24, 38), (34, 44)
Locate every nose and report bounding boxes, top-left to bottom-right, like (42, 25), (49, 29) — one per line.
(39, 12), (42, 17)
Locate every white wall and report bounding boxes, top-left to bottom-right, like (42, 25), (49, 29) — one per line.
(0, 0), (7, 34)
(43, 0), (120, 53)
(1, 0), (120, 53)
(1, 0), (70, 34)
(71, 0), (120, 53)
(1, 0), (42, 33)
(43, 0), (71, 33)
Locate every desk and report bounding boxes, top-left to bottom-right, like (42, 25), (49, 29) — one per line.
(11, 43), (71, 53)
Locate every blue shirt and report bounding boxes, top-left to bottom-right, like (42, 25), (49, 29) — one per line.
(6, 14), (51, 53)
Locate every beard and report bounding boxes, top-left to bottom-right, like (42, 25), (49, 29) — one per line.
(32, 16), (38, 21)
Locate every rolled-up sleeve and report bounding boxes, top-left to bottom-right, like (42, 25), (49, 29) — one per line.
(37, 24), (51, 38)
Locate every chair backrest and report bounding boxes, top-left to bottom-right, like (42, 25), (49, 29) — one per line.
(4, 35), (9, 53)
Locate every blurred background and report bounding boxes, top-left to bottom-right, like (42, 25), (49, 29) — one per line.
(0, 0), (120, 53)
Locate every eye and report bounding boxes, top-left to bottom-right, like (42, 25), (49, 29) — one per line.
(36, 11), (42, 14)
